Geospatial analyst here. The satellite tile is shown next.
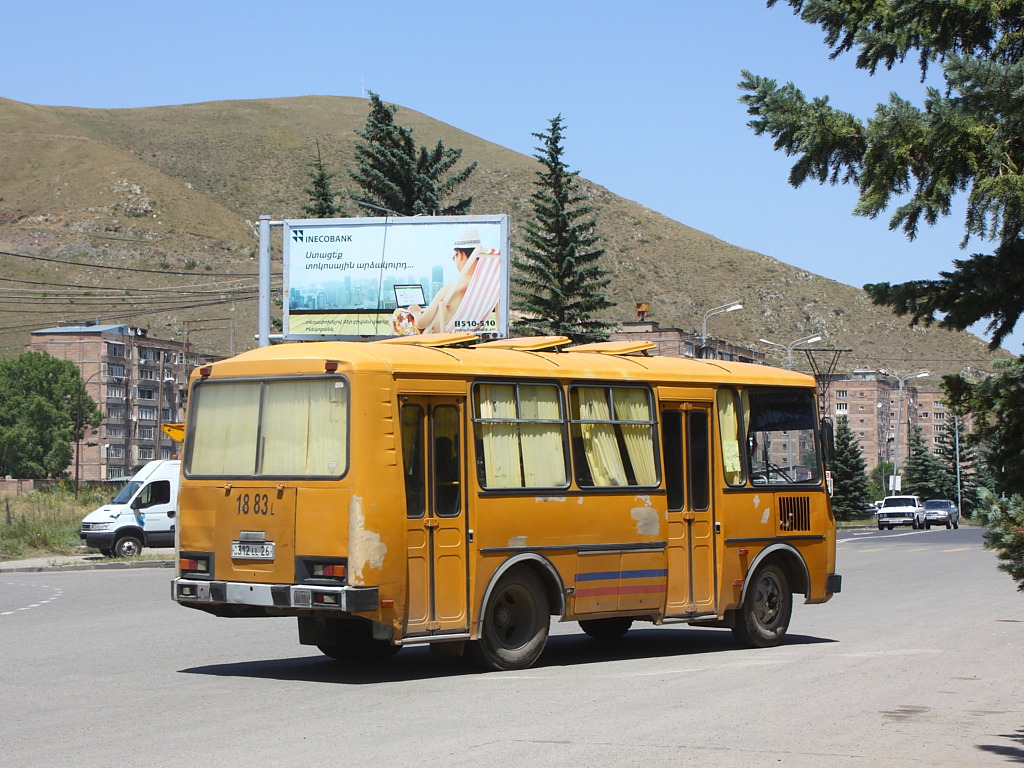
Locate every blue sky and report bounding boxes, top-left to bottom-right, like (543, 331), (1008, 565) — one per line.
(5, 0), (1018, 354)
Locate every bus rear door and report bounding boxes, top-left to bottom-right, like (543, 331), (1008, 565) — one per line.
(400, 397), (469, 637)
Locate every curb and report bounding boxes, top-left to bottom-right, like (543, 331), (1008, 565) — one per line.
(0, 559), (175, 574)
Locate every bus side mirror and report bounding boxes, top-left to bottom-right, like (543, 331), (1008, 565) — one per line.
(820, 418), (835, 464)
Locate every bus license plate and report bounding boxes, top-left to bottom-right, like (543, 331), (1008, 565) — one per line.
(231, 541), (275, 560)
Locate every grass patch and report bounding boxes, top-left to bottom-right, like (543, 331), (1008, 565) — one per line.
(0, 485), (109, 560)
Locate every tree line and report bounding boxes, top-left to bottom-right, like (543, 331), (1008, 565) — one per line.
(745, 0), (1024, 590)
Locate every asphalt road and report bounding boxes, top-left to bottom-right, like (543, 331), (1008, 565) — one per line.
(1, 525), (1021, 767)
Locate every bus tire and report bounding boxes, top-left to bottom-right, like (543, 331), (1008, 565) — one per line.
(112, 534), (142, 559)
(732, 562), (792, 649)
(472, 567), (549, 671)
(579, 617), (633, 642)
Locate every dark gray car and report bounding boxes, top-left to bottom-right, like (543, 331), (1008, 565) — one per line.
(923, 499), (960, 529)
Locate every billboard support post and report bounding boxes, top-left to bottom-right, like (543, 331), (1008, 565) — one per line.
(258, 215), (271, 347)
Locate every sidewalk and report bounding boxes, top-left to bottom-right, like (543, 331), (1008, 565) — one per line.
(0, 548), (175, 573)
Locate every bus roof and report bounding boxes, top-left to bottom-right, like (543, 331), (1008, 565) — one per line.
(194, 335), (814, 389)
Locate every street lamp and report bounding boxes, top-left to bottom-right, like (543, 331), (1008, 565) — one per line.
(700, 302), (743, 359)
(75, 367), (104, 497)
(890, 370), (929, 492)
(758, 333), (822, 369)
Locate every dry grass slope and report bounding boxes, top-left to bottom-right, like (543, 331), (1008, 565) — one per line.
(0, 95), (1008, 379)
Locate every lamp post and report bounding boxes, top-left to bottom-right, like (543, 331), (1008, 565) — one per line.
(758, 333), (822, 370)
(700, 302), (743, 359)
(890, 370), (929, 492)
(75, 367), (104, 497)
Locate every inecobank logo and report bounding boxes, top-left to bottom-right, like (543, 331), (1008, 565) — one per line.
(293, 229), (352, 244)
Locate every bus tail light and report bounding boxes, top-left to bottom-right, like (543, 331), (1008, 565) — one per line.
(180, 556), (210, 574)
(312, 563), (346, 579)
(314, 592), (339, 606)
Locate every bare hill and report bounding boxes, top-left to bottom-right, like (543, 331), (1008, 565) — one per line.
(0, 95), (1007, 379)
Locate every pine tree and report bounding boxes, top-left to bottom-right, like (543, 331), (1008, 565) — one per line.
(302, 140), (342, 218)
(869, 460), (892, 501)
(933, 413), (975, 510)
(347, 92), (476, 217)
(830, 417), (872, 520)
(512, 115), (616, 343)
(976, 489), (1024, 593)
(740, 1), (1024, 349)
(901, 424), (949, 499)
(945, 357), (1024, 497)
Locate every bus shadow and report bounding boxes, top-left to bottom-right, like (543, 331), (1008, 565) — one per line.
(179, 626), (836, 685)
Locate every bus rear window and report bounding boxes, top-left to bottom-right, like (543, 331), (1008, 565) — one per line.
(186, 378), (348, 478)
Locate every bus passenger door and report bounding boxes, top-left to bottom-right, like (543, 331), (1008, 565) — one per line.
(663, 405), (717, 617)
(400, 398), (469, 637)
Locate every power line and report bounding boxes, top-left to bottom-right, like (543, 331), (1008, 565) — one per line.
(2, 274), (273, 293)
(0, 293), (262, 335)
(0, 249), (266, 277)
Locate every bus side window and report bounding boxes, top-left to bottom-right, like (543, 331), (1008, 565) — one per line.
(401, 405), (426, 519)
(432, 405), (461, 518)
(716, 388), (744, 486)
(434, 435), (460, 516)
(661, 411), (684, 511)
(687, 411), (710, 511)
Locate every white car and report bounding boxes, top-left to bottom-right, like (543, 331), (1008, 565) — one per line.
(876, 495), (926, 530)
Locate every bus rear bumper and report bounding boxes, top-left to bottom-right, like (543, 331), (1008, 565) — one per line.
(172, 577), (379, 613)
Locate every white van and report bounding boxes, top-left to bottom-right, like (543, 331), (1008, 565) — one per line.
(80, 460), (180, 558)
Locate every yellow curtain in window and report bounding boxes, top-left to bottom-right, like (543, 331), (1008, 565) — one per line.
(262, 380), (346, 476)
(717, 389), (743, 485)
(519, 384), (566, 487)
(612, 388), (657, 486)
(577, 387), (628, 486)
(189, 382), (261, 475)
(478, 384), (522, 487)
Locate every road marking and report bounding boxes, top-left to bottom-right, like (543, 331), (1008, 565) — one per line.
(943, 547), (971, 552)
(0, 583), (64, 617)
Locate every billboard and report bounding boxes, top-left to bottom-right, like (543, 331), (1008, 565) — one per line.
(282, 215), (509, 340)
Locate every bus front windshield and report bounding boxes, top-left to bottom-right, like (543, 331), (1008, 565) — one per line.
(185, 377), (349, 478)
(744, 389), (821, 486)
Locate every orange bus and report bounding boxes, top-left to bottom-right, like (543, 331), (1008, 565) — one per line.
(172, 333), (840, 670)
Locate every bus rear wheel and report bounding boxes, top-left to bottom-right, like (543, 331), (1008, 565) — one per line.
(472, 568), (549, 671)
(732, 563), (792, 648)
(579, 617), (633, 642)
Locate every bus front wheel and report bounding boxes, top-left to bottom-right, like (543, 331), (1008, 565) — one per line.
(732, 563), (792, 648)
(472, 568), (549, 671)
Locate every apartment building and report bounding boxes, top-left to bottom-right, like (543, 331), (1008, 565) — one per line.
(829, 369), (954, 473)
(611, 321), (765, 363)
(28, 322), (213, 482)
